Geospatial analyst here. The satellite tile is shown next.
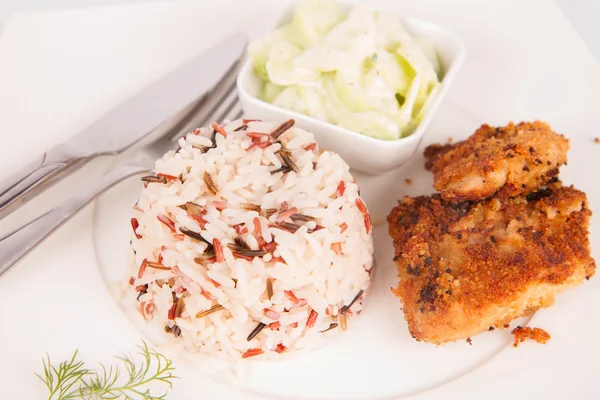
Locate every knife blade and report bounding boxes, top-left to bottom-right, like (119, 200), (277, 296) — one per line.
(0, 32), (247, 219)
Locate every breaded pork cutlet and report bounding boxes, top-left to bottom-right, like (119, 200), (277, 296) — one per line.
(424, 121), (569, 203)
(387, 184), (595, 344)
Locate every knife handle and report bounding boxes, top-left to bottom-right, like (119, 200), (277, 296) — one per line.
(0, 145), (84, 220)
(0, 163), (146, 278)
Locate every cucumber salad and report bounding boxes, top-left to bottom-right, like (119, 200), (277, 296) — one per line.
(249, 0), (441, 140)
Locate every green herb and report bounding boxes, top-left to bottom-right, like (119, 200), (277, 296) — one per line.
(395, 92), (406, 107)
(363, 53), (379, 71)
(36, 351), (91, 400)
(36, 341), (176, 400)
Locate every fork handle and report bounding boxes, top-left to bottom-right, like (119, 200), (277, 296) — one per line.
(0, 144), (88, 220)
(0, 164), (147, 278)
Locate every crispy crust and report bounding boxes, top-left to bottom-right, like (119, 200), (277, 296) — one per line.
(387, 185), (595, 344)
(425, 121), (569, 202)
(511, 326), (551, 347)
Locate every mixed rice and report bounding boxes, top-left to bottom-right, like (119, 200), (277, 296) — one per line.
(127, 118), (374, 360)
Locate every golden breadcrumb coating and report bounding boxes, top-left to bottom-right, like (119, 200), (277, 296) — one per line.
(425, 121), (569, 202)
(511, 326), (551, 347)
(387, 185), (595, 344)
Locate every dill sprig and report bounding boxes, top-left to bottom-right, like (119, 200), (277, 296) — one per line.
(36, 351), (91, 399)
(36, 341), (177, 400)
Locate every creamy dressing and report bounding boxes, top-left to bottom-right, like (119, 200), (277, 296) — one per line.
(248, 0), (441, 140)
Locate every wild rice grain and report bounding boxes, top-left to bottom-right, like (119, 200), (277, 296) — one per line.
(264, 208), (278, 218)
(130, 218), (142, 239)
(213, 238), (224, 262)
(242, 348), (264, 359)
(284, 290), (299, 305)
(274, 344), (286, 353)
(276, 207), (298, 222)
(157, 214), (176, 232)
(321, 323), (338, 333)
(269, 321), (281, 330)
(146, 261), (170, 271)
(341, 289), (364, 314)
(336, 181), (346, 197)
(270, 119), (295, 139)
(137, 258), (148, 279)
(266, 278), (274, 300)
(195, 304), (224, 319)
(241, 203), (261, 212)
(331, 242), (342, 255)
(276, 222), (301, 233)
(157, 173), (179, 182)
(203, 171), (219, 195)
(306, 309), (318, 328)
(167, 303), (177, 320)
(179, 227), (208, 244)
(141, 175), (168, 184)
(304, 143), (317, 151)
(280, 152), (299, 173)
(172, 325), (182, 338)
(247, 322), (267, 341)
(174, 297), (185, 318)
(211, 122), (227, 138)
(290, 213), (315, 222)
(340, 312), (348, 331)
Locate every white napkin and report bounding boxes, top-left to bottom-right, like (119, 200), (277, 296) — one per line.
(0, 0), (288, 173)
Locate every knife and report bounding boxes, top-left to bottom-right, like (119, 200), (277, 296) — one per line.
(0, 78), (243, 277)
(0, 32), (247, 220)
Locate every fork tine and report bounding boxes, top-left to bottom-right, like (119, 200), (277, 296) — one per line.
(211, 90), (240, 124)
(227, 101), (244, 121)
(169, 62), (240, 140)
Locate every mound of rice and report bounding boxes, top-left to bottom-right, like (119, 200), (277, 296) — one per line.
(127, 118), (373, 360)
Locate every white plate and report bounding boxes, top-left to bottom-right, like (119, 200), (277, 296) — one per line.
(93, 100), (530, 400)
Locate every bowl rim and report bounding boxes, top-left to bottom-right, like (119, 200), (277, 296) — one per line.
(236, 1), (466, 147)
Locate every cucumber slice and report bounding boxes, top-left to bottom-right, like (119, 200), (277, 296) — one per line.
(294, 5), (377, 72)
(333, 70), (373, 112)
(374, 11), (413, 51)
(248, 27), (288, 73)
(298, 85), (330, 122)
(272, 87), (308, 115)
(339, 111), (401, 140)
(413, 36), (441, 75)
(396, 74), (422, 128)
(335, 68), (403, 121)
(403, 83), (440, 137)
(292, 0), (347, 44)
(396, 42), (438, 84)
(371, 50), (413, 95)
(262, 82), (285, 103)
(249, 24), (314, 81)
(265, 41), (320, 86)
(321, 72), (350, 121)
(254, 63), (269, 81)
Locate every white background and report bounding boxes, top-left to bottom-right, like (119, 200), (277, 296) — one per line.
(0, 0), (598, 62)
(0, 1), (599, 399)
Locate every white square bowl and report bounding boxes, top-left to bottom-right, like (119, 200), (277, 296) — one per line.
(237, 1), (465, 175)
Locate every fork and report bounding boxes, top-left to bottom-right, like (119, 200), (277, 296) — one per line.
(0, 86), (243, 277)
